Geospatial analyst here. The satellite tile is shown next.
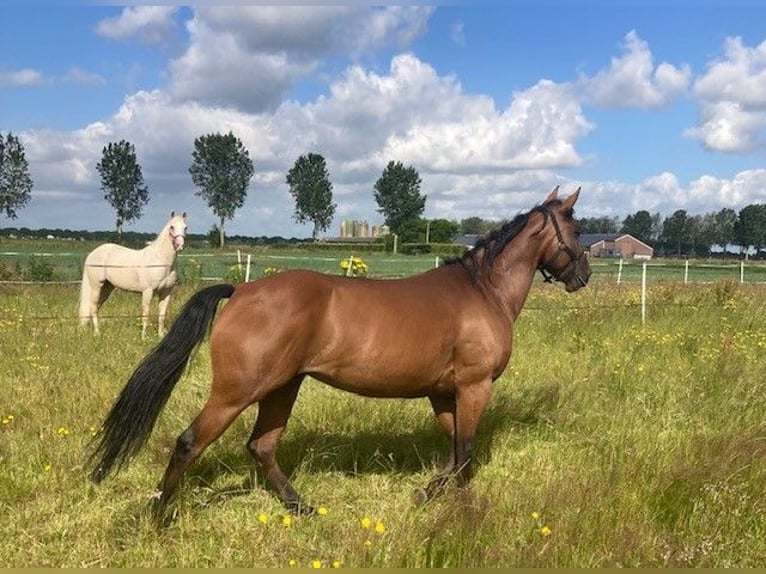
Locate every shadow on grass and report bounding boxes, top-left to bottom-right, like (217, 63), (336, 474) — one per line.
(179, 381), (561, 512)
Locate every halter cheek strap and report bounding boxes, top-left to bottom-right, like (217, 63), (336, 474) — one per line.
(537, 207), (587, 287)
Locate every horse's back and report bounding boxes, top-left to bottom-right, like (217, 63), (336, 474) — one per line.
(83, 242), (175, 292)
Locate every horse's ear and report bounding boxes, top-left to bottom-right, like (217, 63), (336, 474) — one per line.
(544, 185), (560, 203)
(561, 187), (581, 211)
(182, 212), (187, 219)
(170, 211), (175, 218)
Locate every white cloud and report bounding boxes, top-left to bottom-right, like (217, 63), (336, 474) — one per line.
(579, 30), (690, 108)
(167, 6), (433, 113)
(0, 68), (45, 87)
(63, 67), (107, 87)
(12, 9), (765, 239)
(95, 6), (179, 45)
(688, 37), (766, 152)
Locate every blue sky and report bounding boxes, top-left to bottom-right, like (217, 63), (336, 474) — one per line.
(1, 4), (765, 238)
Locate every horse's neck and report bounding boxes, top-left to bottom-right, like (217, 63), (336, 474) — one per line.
(484, 230), (544, 321)
(145, 225), (176, 262)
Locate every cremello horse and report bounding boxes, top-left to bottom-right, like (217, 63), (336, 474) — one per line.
(79, 212), (187, 338)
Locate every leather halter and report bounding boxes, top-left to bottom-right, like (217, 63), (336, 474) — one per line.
(536, 205), (587, 288)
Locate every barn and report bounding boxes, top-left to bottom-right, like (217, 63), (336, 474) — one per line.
(580, 233), (654, 259)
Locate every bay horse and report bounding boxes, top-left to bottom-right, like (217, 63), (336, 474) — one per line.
(88, 187), (590, 522)
(78, 212), (187, 338)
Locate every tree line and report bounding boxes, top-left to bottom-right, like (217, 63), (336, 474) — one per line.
(0, 131), (433, 248)
(2, 130), (764, 254)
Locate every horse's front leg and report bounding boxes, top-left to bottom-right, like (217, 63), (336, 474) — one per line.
(156, 288), (173, 338)
(416, 381), (492, 505)
(140, 288), (153, 340)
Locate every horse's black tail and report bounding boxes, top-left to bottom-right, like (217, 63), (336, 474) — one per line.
(88, 283), (236, 483)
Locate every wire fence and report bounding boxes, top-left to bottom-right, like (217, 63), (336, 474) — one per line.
(2, 252), (765, 329)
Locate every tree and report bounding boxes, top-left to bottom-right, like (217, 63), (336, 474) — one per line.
(285, 153), (337, 241)
(373, 161), (426, 238)
(422, 218), (459, 243)
(96, 140), (149, 241)
(661, 209), (690, 255)
(0, 132), (33, 220)
(710, 208), (737, 249)
(735, 204), (766, 255)
(577, 216), (619, 234)
(189, 131), (254, 248)
(621, 210), (654, 245)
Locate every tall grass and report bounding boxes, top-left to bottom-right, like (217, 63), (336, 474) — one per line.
(1, 277), (764, 567)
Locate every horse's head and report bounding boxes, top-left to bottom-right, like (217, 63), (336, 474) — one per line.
(168, 211), (188, 251)
(536, 186), (591, 292)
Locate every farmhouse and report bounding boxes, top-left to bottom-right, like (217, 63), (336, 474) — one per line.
(580, 233), (654, 259)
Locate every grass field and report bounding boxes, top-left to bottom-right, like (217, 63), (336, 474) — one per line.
(2, 237), (766, 285)
(1, 263), (765, 566)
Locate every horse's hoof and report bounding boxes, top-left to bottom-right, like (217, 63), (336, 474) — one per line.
(412, 487), (429, 507)
(284, 500), (316, 516)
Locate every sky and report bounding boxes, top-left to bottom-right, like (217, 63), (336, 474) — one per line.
(2, 3), (766, 239)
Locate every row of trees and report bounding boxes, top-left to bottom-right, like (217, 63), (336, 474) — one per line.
(0, 130), (430, 248)
(574, 206), (766, 256)
(2, 129), (764, 254)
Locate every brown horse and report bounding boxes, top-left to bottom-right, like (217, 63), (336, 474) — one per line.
(88, 186), (591, 522)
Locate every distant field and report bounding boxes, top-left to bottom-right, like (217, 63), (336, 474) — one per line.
(1, 237), (765, 285)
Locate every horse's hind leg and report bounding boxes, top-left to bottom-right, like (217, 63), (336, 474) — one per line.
(92, 281), (114, 335)
(153, 398), (247, 523)
(246, 376), (313, 515)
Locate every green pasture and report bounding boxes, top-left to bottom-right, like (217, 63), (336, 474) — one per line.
(2, 237), (766, 285)
(1, 272), (765, 567)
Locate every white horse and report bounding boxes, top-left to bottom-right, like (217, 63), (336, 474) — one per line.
(79, 212), (188, 338)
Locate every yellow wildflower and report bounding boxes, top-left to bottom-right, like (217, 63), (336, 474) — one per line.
(311, 559), (322, 568)
(317, 506), (328, 516)
(360, 516), (371, 529)
(282, 515), (293, 527)
(257, 512), (269, 524)
(374, 521), (385, 534)
(541, 526), (552, 536)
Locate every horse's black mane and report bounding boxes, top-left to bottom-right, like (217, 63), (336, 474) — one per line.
(446, 199), (565, 283)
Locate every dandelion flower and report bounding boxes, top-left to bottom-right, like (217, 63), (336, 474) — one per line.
(332, 560), (341, 568)
(282, 515), (293, 527)
(374, 521), (385, 534)
(360, 516), (371, 529)
(44, 464), (52, 472)
(311, 559), (322, 568)
(531, 511), (539, 520)
(540, 526), (552, 536)
(257, 512), (269, 524)
(288, 559), (297, 567)
(317, 506), (328, 516)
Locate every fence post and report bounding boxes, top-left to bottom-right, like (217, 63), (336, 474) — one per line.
(641, 262), (647, 325)
(346, 255), (354, 277)
(684, 259), (689, 284)
(617, 258), (623, 284)
(741, 260), (745, 283)
(245, 254), (251, 282)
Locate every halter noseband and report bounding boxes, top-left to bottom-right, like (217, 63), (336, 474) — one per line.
(536, 206), (587, 288)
